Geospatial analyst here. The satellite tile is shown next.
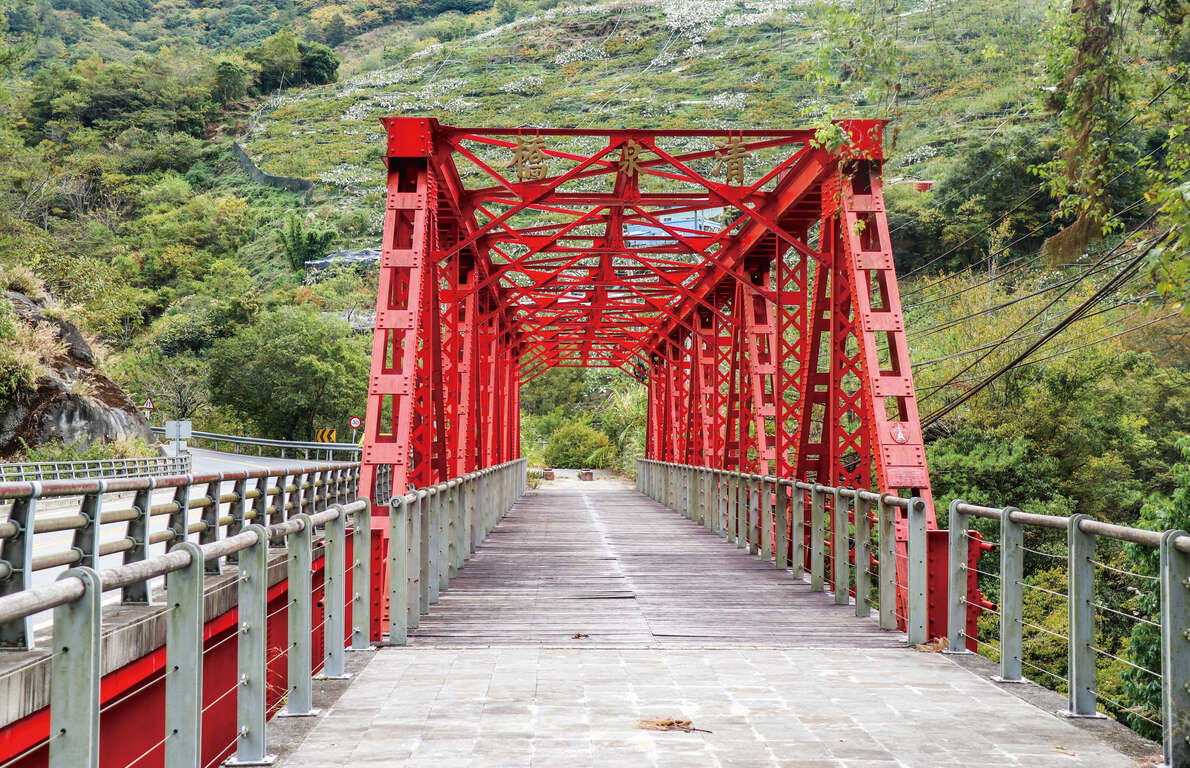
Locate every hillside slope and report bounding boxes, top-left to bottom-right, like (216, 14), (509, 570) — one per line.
(243, 0), (1050, 254)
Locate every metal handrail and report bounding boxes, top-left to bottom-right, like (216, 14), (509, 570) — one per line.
(0, 454), (191, 482)
(0, 461), (362, 648)
(636, 457), (1188, 766)
(383, 458), (528, 643)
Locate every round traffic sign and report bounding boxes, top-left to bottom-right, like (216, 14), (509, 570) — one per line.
(349, 416), (363, 430)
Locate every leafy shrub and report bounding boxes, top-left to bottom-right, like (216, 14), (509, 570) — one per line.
(278, 215), (338, 270)
(0, 299), (64, 408)
(543, 422), (610, 469)
(0, 263), (47, 300)
(15, 437), (157, 462)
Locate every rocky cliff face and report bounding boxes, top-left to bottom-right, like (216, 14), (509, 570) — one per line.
(0, 291), (152, 458)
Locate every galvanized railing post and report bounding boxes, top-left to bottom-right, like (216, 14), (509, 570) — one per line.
(437, 484), (450, 595)
(169, 476), (192, 546)
(228, 475), (248, 565)
(760, 477), (773, 561)
(464, 473), (475, 559)
(123, 478), (154, 604)
(165, 541), (204, 766)
(1160, 529), (1190, 768)
(407, 490), (421, 630)
(776, 480), (789, 570)
(748, 476), (761, 555)
(908, 496), (928, 646)
(947, 499), (971, 652)
(49, 567), (101, 768)
(74, 479), (106, 569)
(427, 487), (441, 605)
(252, 475), (268, 531)
(0, 481), (38, 649)
(734, 470), (743, 534)
(388, 496), (408, 646)
(701, 468), (708, 526)
(278, 513), (318, 717)
(855, 493), (871, 618)
(273, 472), (289, 525)
(877, 495), (897, 630)
(418, 489), (431, 615)
(228, 524), (275, 767)
(792, 484), (806, 579)
(810, 485), (825, 591)
(350, 501), (373, 651)
(455, 480), (467, 571)
(446, 481), (459, 579)
(726, 472), (737, 544)
(997, 507), (1024, 682)
(320, 505), (350, 678)
(472, 473), (485, 552)
(200, 474), (223, 575)
(1065, 514), (1101, 717)
(832, 489), (849, 606)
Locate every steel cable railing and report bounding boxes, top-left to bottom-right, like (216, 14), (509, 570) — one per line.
(946, 499), (1190, 766)
(637, 459), (926, 641)
(639, 458), (1190, 766)
(0, 457), (527, 768)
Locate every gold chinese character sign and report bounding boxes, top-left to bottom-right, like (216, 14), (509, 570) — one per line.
(512, 136), (549, 182)
(712, 136), (749, 185)
(618, 139), (645, 176)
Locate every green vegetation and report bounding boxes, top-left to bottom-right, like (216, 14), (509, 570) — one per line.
(543, 422), (610, 469)
(209, 306), (368, 440)
(0, 0), (1187, 741)
(13, 436), (156, 462)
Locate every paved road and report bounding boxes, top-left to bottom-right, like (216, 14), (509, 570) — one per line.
(276, 478), (1140, 768)
(189, 446), (345, 474)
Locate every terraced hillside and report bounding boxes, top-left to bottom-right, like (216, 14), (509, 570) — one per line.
(242, 0), (1049, 253)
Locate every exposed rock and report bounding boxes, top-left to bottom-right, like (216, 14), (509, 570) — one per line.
(0, 291), (152, 458)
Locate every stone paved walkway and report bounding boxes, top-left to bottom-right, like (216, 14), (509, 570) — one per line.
(277, 478), (1138, 768)
(281, 646), (1134, 768)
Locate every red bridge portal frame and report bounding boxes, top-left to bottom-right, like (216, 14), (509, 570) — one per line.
(360, 118), (959, 637)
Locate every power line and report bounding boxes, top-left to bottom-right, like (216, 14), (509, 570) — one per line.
(906, 244), (1146, 341)
(912, 289), (1153, 369)
(913, 307), (1171, 395)
(919, 229), (1173, 428)
(902, 161), (1181, 314)
(915, 216), (1158, 404)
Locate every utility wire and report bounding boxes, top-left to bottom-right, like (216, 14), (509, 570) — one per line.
(906, 244), (1146, 341)
(919, 228), (1172, 428)
(902, 144), (1169, 303)
(916, 306), (1173, 395)
(903, 160), (1182, 321)
(913, 289), (1153, 369)
(916, 215), (1159, 404)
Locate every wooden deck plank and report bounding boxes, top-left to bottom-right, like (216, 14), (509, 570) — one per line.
(407, 478), (903, 648)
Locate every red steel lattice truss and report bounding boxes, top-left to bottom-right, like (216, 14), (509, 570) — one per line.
(360, 118), (950, 636)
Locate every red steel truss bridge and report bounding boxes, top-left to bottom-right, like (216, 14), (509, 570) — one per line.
(0, 118), (1179, 768)
(361, 118), (934, 522)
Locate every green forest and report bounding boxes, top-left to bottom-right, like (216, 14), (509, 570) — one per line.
(0, 0), (1188, 741)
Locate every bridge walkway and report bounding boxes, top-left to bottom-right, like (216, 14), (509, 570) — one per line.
(278, 477), (1137, 768)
